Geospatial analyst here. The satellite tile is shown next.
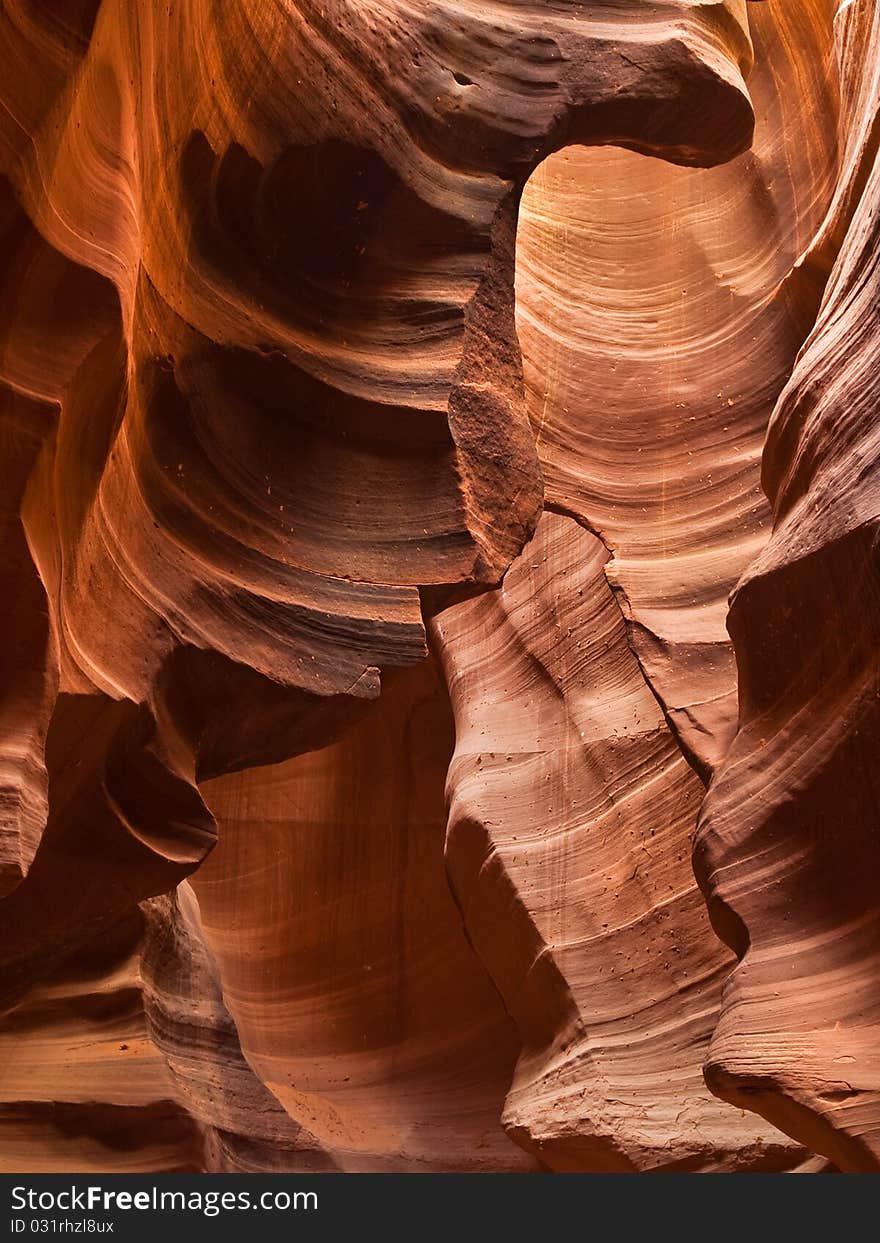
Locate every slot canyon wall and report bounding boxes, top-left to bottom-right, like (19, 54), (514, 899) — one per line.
(0, 0), (877, 1172)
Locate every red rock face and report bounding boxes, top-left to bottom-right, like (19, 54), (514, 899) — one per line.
(0, 0), (874, 1173)
(694, 0), (880, 1172)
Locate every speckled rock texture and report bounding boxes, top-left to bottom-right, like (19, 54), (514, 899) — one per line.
(0, 0), (875, 1173)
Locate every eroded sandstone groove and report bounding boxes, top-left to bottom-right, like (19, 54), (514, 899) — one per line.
(0, 0), (877, 1172)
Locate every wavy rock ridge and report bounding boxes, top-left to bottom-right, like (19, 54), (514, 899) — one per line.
(695, 0), (880, 1172)
(0, 0), (877, 1173)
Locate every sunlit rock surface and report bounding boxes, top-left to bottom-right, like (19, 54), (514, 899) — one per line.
(0, 0), (876, 1172)
(695, 0), (880, 1172)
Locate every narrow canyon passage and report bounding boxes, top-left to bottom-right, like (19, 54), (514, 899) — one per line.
(2, 0), (880, 1176)
(429, 0), (841, 1170)
(695, 0), (880, 1169)
(133, 0), (844, 1173)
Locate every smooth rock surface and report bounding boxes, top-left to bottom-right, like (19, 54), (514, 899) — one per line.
(0, 0), (877, 1174)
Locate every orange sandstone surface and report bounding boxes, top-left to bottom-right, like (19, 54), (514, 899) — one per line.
(0, 0), (877, 1172)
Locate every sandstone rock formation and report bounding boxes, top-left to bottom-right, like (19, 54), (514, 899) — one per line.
(431, 511), (803, 1171)
(0, 0), (877, 1173)
(695, 0), (880, 1171)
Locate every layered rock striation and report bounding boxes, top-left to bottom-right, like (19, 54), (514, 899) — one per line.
(0, 0), (877, 1173)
